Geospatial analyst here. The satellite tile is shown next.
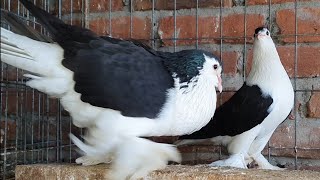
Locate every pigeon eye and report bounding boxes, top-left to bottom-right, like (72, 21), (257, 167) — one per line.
(213, 64), (218, 70)
(266, 31), (269, 36)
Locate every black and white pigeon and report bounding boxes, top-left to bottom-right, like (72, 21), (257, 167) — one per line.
(0, 0), (223, 179)
(178, 27), (294, 170)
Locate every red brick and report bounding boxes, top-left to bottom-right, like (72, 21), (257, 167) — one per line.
(133, 0), (153, 11)
(247, 0), (316, 6)
(89, 16), (151, 39)
(266, 122), (320, 159)
(247, 0), (294, 5)
(133, 0), (233, 11)
(307, 92), (320, 118)
(54, 0), (124, 14)
(65, 18), (83, 27)
(159, 14), (264, 46)
(89, 17), (109, 35)
(269, 123), (295, 148)
(90, 0), (124, 12)
(262, 148), (320, 159)
(1, 90), (59, 116)
(0, 120), (16, 145)
(56, 0), (82, 14)
(214, 51), (239, 76)
(276, 8), (320, 43)
(296, 46), (320, 77)
(222, 14), (265, 43)
(158, 16), (220, 46)
(1, 65), (24, 81)
(247, 46), (320, 78)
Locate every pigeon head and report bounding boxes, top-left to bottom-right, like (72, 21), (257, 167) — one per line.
(164, 50), (223, 93)
(247, 26), (281, 86)
(253, 27), (276, 54)
(201, 52), (223, 93)
(253, 27), (273, 44)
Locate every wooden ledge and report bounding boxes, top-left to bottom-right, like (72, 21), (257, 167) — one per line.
(15, 164), (320, 180)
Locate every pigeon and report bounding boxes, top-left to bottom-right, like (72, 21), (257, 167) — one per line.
(0, 0), (223, 179)
(178, 27), (294, 170)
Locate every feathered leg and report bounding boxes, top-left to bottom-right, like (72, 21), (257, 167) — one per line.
(247, 131), (284, 170)
(209, 124), (262, 169)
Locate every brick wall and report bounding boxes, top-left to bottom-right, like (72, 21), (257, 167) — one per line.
(1, 0), (320, 172)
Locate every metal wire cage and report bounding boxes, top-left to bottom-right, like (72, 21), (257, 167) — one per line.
(1, 0), (320, 179)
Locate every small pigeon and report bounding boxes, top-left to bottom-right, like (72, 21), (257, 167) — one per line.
(178, 27), (294, 170)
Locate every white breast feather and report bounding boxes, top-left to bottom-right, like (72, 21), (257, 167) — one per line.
(155, 59), (218, 135)
(246, 39), (294, 136)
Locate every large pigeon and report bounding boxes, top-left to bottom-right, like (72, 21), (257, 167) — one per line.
(0, 0), (223, 179)
(178, 27), (294, 170)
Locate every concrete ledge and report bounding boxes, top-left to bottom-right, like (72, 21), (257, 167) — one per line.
(15, 164), (320, 180)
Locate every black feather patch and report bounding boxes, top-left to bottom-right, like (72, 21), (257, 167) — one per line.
(180, 83), (273, 139)
(19, 0), (222, 119)
(63, 38), (174, 119)
(162, 50), (220, 85)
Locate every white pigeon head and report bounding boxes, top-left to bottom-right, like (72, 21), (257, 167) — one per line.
(202, 53), (223, 93)
(165, 50), (223, 93)
(251, 27), (280, 65)
(253, 27), (276, 51)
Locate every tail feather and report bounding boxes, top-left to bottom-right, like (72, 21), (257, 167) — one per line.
(1, 27), (57, 76)
(1, 43), (33, 59)
(1, 9), (52, 42)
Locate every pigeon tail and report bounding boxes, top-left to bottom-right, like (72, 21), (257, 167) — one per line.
(0, 27), (73, 97)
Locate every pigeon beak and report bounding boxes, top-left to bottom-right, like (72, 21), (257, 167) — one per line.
(257, 33), (266, 39)
(217, 74), (222, 93)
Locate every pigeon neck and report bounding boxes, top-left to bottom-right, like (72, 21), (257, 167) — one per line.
(246, 42), (285, 86)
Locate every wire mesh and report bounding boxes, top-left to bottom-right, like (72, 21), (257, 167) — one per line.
(1, 0), (320, 179)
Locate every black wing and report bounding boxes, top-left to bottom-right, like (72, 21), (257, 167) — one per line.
(19, 0), (174, 118)
(180, 83), (273, 139)
(64, 39), (173, 118)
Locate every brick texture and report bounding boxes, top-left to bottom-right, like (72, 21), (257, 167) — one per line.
(276, 8), (320, 43)
(308, 92), (320, 118)
(247, 0), (317, 6)
(1, 65), (24, 81)
(56, 0), (82, 14)
(214, 51), (239, 76)
(222, 14), (265, 43)
(158, 14), (265, 46)
(1, 90), (60, 116)
(90, 0), (124, 12)
(0, 119), (16, 146)
(55, 0), (124, 14)
(247, 0), (294, 5)
(158, 16), (220, 46)
(134, 0), (233, 11)
(89, 16), (151, 39)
